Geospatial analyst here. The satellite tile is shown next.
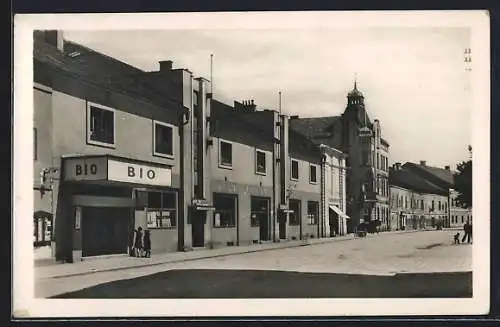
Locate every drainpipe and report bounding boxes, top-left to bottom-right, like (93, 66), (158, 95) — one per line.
(178, 107), (189, 251)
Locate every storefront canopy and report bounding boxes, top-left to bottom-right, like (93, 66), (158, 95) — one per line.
(329, 205), (350, 220)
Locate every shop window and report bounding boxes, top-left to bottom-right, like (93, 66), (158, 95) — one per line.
(146, 191), (177, 229)
(309, 164), (318, 184)
(33, 127), (38, 161)
(154, 121), (174, 158)
(307, 201), (319, 225)
(289, 199), (301, 226)
(87, 102), (115, 147)
(213, 193), (237, 228)
(291, 159), (299, 180)
(255, 149), (266, 175)
(219, 140), (233, 168)
(250, 197), (268, 227)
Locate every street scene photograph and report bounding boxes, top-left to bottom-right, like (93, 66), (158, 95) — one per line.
(13, 10), (490, 318)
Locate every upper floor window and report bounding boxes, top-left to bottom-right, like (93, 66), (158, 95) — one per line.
(33, 127), (38, 161)
(255, 149), (266, 175)
(362, 150), (370, 165)
(153, 121), (174, 158)
(431, 200), (435, 211)
(377, 153), (380, 169)
(291, 159), (299, 180)
(87, 102), (115, 147)
(309, 164), (318, 184)
(219, 140), (233, 168)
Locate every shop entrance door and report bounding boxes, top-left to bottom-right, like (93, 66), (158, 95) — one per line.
(192, 211), (205, 247)
(251, 197), (270, 242)
(82, 207), (132, 257)
(278, 211), (287, 240)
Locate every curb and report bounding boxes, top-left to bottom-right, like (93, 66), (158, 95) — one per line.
(43, 230), (427, 279)
(48, 241), (311, 279)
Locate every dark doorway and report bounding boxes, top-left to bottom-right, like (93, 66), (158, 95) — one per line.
(192, 210), (205, 247)
(329, 209), (339, 237)
(251, 197), (270, 241)
(278, 211), (287, 240)
(82, 207), (132, 257)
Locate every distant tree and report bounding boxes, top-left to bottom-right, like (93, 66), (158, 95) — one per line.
(454, 146), (472, 208)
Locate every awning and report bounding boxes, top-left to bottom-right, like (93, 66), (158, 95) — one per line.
(329, 205), (350, 220)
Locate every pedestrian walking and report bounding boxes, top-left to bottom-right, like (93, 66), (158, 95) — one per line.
(461, 221), (472, 244)
(143, 229), (151, 258)
(128, 225), (135, 257)
(134, 226), (143, 258)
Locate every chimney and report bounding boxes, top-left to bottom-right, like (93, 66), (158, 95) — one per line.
(45, 30), (64, 52)
(445, 165), (450, 171)
(394, 162), (401, 170)
(420, 160), (426, 166)
(159, 60), (173, 72)
(235, 99), (256, 113)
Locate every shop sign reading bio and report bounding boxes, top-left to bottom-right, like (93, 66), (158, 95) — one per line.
(107, 159), (171, 187)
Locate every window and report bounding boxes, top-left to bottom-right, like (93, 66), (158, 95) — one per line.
(291, 159), (299, 180)
(377, 153), (380, 169)
(421, 200), (424, 210)
(431, 200), (435, 211)
(219, 140), (233, 168)
(309, 164), (318, 184)
(250, 197), (269, 227)
(33, 127), (38, 160)
(289, 199), (301, 226)
(153, 121), (174, 158)
(255, 149), (266, 175)
(87, 102), (115, 146)
(214, 193), (237, 227)
(146, 191), (177, 229)
(307, 201), (319, 225)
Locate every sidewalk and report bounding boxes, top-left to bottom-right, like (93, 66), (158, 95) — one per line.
(35, 229), (427, 280)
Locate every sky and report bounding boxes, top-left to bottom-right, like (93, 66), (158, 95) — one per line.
(64, 27), (472, 169)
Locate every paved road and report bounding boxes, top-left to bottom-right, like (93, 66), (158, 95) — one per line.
(37, 230), (472, 298)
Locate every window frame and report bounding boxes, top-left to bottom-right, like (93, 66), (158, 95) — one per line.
(309, 163), (318, 184)
(307, 200), (319, 225)
(145, 190), (178, 230)
(213, 193), (237, 228)
(255, 149), (267, 175)
(218, 139), (233, 169)
(290, 159), (299, 181)
(153, 120), (175, 159)
(86, 101), (117, 148)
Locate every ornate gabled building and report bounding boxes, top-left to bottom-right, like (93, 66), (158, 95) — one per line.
(290, 82), (390, 232)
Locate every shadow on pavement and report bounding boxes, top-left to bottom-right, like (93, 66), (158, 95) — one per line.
(51, 269), (472, 299)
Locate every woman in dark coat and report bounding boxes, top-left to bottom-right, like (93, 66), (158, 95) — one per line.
(134, 227), (143, 258)
(143, 230), (151, 258)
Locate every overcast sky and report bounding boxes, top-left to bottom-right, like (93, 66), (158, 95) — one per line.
(64, 27), (471, 169)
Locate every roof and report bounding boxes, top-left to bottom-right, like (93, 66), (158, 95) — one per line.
(348, 81), (364, 98)
(289, 116), (342, 151)
(403, 162), (455, 187)
(289, 116), (340, 139)
(33, 32), (184, 112)
(389, 167), (448, 195)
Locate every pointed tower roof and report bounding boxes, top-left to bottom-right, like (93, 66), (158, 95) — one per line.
(348, 79), (364, 98)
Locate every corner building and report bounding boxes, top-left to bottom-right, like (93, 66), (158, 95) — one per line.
(33, 31), (196, 262)
(290, 82), (390, 232)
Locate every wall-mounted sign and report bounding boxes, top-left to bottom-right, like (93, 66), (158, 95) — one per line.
(108, 159), (172, 187)
(75, 206), (82, 230)
(64, 157), (108, 181)
(192, 198), (215, 211)
(64, 156), (172, 187)
(279, 204), (289, 210)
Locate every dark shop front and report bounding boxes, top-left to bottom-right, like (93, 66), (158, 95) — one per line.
(60, 155), (176, 262)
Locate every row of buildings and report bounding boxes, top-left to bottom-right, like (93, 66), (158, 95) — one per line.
(32, 30), (472, 263)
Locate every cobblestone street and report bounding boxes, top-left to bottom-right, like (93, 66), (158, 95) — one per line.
(37, 230), (472, 298)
